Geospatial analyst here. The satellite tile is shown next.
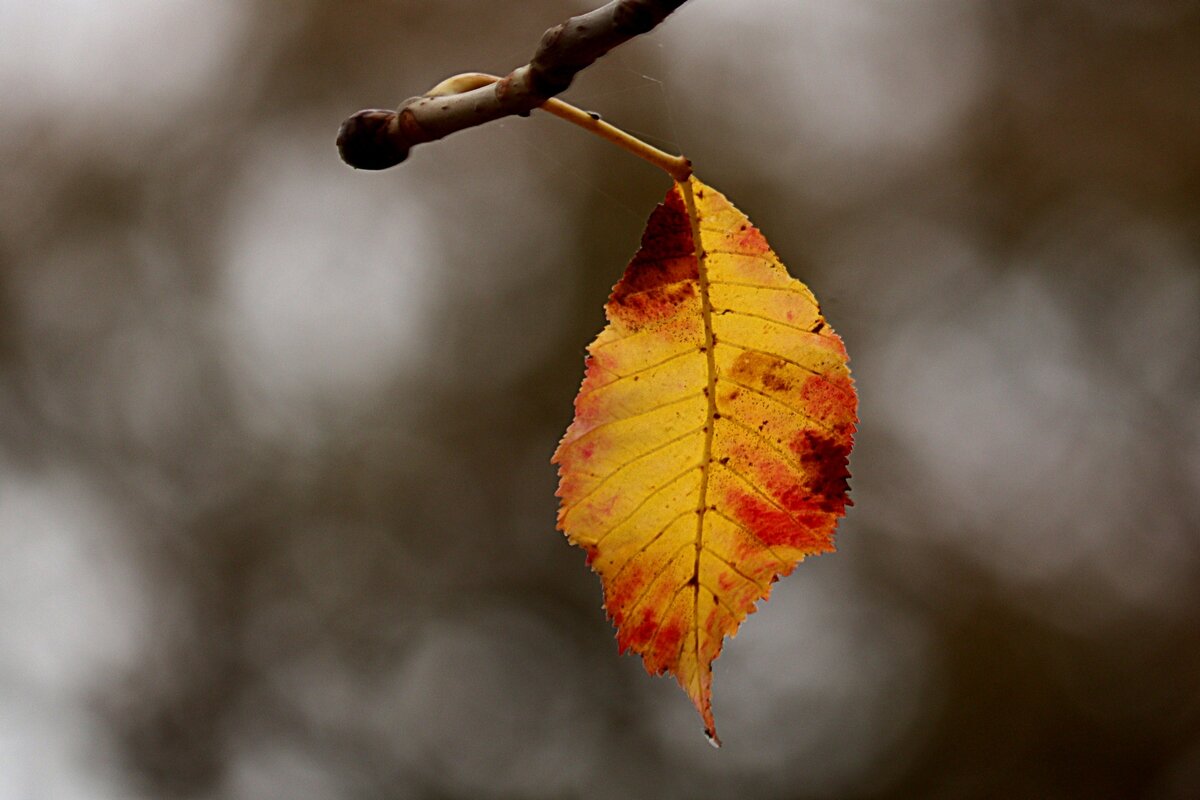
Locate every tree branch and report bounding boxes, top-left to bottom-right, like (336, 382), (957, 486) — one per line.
(337, 0), (691, 171)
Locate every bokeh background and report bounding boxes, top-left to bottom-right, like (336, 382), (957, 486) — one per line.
(2, 1), (1199, 797)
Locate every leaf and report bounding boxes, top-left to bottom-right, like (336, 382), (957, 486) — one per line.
(552, 176), (857, 744)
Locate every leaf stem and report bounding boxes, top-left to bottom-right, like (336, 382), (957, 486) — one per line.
(425, 72), (692, 182)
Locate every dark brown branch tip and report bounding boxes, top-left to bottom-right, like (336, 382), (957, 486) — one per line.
(337, 109), (409, 170)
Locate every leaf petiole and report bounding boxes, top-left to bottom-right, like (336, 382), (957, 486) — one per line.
(423, 72), (692, 182)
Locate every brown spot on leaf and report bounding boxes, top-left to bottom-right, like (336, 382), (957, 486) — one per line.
(762, 372), (791, 393)
(730, 350), (794, 394)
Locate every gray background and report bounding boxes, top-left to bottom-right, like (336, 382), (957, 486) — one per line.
(2, 1), (1198, 797)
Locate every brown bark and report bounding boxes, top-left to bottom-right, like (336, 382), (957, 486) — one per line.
(337, 0), (690, 170)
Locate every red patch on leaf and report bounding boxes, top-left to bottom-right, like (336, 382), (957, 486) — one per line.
(723, 486), (833, 551)
(797, 374), (855, 426)
(724, 435), (841, 520)
(789, 429), (852, 513)
(648, 622), (684, 673)
(734, 224), (769, 255)
(716, 570), (737, 593)
(605, 566), (645, 626)
(608, 187), (698, 328)
(618, 609), (658, 654)
(572, 392), (603, 430)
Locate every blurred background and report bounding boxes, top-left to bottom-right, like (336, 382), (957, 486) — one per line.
(2, 0), (1198, 797)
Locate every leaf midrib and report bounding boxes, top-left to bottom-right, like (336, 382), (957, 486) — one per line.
(680, 178), (717, 708)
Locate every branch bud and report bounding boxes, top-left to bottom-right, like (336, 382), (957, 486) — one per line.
(336, 109), (410, 170)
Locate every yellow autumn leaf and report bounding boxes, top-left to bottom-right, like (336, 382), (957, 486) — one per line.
(553, 176), (857, 745)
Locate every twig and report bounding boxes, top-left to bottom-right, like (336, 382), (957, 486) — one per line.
(337, 0), (690, 172)
(422, 72), (691, 181)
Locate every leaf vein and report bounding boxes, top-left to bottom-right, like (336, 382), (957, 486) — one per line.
(699, 580), (740, 618)
(709, 279), (816, 300)
(576, 346), (701, 399)
(590, 325), (652, 352)
(612, 276), (697, 301)
(711, 510), (791, 572)
(717, 340), (848, 392)
(566, 390), (703, 446)
(716, 414), (809, 480)
(565, 424), (704, 498)
(645, 575), (692, 660)
(576, 466), (700, 546)
(622, 540), (694, 631)
(716, 462), (814, 542)
(712, 307), (825, 338)
(703, 248), (774, 259)
(715, 375), (836, 433)
(701, 543), (769, 593)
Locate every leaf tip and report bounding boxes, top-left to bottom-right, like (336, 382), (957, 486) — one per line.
(704, 727), (722, 749)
